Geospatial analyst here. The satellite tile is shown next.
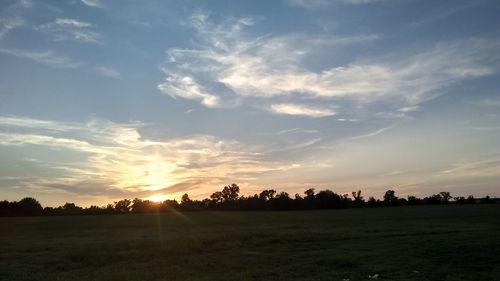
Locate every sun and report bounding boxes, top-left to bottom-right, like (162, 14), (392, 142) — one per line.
(147, 194), (169, 202)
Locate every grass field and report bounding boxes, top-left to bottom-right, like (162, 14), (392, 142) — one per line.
(1, 205), (499, 281)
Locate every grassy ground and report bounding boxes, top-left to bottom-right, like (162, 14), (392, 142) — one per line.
(1, 205), (499, 281)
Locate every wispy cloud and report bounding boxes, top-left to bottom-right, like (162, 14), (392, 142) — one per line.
(286, 0), (383, 10)
(345, 125), (395, 141)
(158, 74), (219, 107)
(410, 3), (475, 27)
(276, 128), (319, 135)
(0, 116), (77, 131)
(159, 12), (499, 116)
(0, 17), (24, 39)
(476, 98), (500, 107)
(439, 159), (500, 178)
(270, 103), (336, 118)
(0, 48), (81, 68)
(36, 18), (101, 44)
(81, 0), (103, 8)
(95, 66), (121, 79)
(398, 105), (419, 113)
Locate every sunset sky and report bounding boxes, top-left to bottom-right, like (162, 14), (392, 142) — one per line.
(1, 0), (499, 206)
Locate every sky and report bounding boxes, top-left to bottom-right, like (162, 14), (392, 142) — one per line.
(0, 0), (499, 207)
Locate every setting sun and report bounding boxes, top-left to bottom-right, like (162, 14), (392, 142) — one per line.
(146, 194), (169, 202)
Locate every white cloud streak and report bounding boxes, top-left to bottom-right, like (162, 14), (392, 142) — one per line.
(96, 66), (121, 79)
(81, 0), (103, 8)
(36, 18), (101, 44)
(0, 48), (81, 68)
(270, 103), (336, 118)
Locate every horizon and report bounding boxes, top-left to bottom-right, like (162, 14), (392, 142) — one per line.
(1, 0), (500, 207)
(3, 186), (497, 209)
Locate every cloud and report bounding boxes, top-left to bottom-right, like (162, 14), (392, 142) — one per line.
(276, 128), (319, 135)
(344, 125), (395, 141)
(159, 12), (499, 116)
(398, 106), (419, 113)
(0, 116), (295, 199)
(95, 66), (121, 79)
(36, 18), (101, 44)
(158, 74), (219, 107)
(0, 17), (24, 39)
(81, 0), (103, 8)
(410, 3), (475, 27)
(270, 103), (336, 118)
(0, 116), (78, 131)
(0, 48), (81, 68)
(286, 0), (382, 10)
(438, 159), (500, 178)
(476, 98), (500, 107)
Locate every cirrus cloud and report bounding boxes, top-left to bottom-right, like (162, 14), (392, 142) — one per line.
(158, 12), (499, 117)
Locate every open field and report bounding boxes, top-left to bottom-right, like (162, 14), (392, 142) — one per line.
(1, 205), (499, 281)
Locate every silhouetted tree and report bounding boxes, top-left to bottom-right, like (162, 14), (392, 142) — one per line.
(180, 193), (194, 210)
(210, 191), (224, 204)
(454, 196), (466, 204)
(367, 196), (378, 207)
(181, 194), (191, 205)
(114, 199), (132, 213)
(407, 195), (421, 205)
(439, 192), (452, 204)
(383, 190), (398, 206)
(221, 184), (240, 202)
(424, 194), (442, 205)
(18, 197), (43, 216)
(351, 190), (364, 207)
(480, 195), (495, 204)
(159, 199), (179, 212)
(271, 192), (292, 210)
(466, 195), (476, 204)
(304, 188), (315, 199)
(316, 190), (344, 209)
(259, 189), (276, 201)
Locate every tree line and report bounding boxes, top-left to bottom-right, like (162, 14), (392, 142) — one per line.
(0, 184), (497, 216)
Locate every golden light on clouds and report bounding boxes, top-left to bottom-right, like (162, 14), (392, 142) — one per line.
(0, 117), (293, 204)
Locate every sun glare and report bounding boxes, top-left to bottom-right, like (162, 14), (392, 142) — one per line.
(147, 194), (169, 202)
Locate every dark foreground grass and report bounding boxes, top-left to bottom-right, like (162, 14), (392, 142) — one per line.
(1, 205), (499, 281)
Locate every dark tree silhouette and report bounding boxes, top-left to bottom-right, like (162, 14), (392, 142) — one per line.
(440, 192), (452, 203)
(352, 190), (364, 207)
(221, 184), (240, 202)
(210, 191), (224, 204)
(18, 197), (43, 216)
(259, 189), (276, 201)
(114, 199), (132, 213)
(383, 190), (398, 206)
(0, 185), (497, 217)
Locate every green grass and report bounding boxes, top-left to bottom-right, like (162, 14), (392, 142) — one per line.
(1, 205), (499, 281)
